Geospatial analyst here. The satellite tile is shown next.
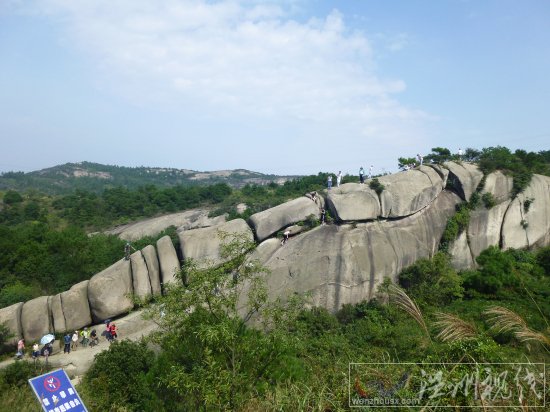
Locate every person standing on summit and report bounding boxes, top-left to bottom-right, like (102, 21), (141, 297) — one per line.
(359, 167), (365, 184)
(327, 175), (332, 190)
(336, 171), (342, 187)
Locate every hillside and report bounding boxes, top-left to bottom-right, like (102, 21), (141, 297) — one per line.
(0, 161), (296, 194)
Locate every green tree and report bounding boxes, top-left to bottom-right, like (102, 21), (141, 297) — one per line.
(145, 232), (304, 410)
(2, 190), (23, 205)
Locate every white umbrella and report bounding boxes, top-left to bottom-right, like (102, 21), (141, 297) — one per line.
(40, 334), (55, 345)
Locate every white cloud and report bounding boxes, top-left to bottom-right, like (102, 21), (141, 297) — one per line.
(20, 0), (434, 173)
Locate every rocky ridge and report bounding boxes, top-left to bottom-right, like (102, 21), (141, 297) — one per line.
(2, 162), (550, 347)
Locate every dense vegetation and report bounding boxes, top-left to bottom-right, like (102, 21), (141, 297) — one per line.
(2, 238), (545, 410)
(0, 172), (331, 309)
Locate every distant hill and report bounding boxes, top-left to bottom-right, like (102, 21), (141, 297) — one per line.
(0, 162), (297, 194)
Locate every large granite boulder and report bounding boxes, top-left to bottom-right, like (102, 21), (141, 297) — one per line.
(106, 209), (226, 241)
(248, 198), (320, 242)
(443, 161), (483, 201)
(427, 164), (449, 188)
(448, 232), (474, 271)
(157, 235), (181, 286)
(88, 259), (133, 323)
(482, 171), (513, 203)
(21, 296), (52, 343)
(0, 302), (23, 344)
(326, 183), (380, 222)
(61, 280), (92, 332)
(468, 200), (511, 259)
(502, 174), (550, 249)
(256, 191), (461, 312)
(179, 219), (253, 267)
(378, 166), (443, 218)
(141, 245), (162, 296)
(130, 251), (152, 299)
(49, 294), (66, 334)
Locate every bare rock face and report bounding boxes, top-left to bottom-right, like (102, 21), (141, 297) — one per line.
(502, 175), (550, 249)
(130, 251), (152, 300)
(141, 245), (161, 296)
(443, 162), (483, 201)
(50, 294), (66, 334)
(179, 219), (253, 267)
(21, 296), (52, 343)
(378, 166), (443, 218)
(257, 191), (461, 312)
(88, 259), (133, 323)
(468, 200), (512, 259)
(482, 171), (513, 203)
(248, 197), (320, 242)
(156, 235), (181, 286)
(106, 209), (226, 241)
(448, 231), (474, 271)
(326, 183), (380, 222)
(427, 164), (449, 188)
(0, 302), (23, 344)
(61, 281), (92, 332)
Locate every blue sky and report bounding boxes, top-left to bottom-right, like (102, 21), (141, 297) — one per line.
(1, 0), (549, 176)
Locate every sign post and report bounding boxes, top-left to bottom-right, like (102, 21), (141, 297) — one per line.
(28, 368), (88, 412)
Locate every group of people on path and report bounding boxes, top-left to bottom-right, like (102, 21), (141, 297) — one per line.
(63, 327), (101, 354)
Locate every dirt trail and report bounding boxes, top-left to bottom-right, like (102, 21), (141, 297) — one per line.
(0, 310), (158, 382)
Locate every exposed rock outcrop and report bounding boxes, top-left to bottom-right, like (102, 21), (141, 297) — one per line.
(257, 191), (461, 312)
(141, 245), (161, 296)
(443, 161), (483, 201)
(0, 302), (23, 344)
(50, 294), (65, 334)
(502, 174), (550, 249)
(130, 251), (152, 299)
(448, 231), (474, 270)
(468, 200), (511, 259)
(379, 166), (444, 217)
(482, 171), (513, 203)
(179, 219), (253, 267)
(61, 280), (92, 332)
(326, 184), (380, 221)
(248, 198), (320, 242)
(21, 296), (52, 343)
(88, 259), (133, 323)
(156, 235), (181, 286)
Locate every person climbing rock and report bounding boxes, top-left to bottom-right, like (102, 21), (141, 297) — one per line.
(124, 242), (136, 260)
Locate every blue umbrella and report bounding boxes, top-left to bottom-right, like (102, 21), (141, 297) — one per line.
(40, 334), (55, 345)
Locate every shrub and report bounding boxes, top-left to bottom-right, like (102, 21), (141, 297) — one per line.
(2, 191), (23, 205)
(369, 178), (385, 195)
(481, 192), (496, 208)
(523, 197), (534, 213)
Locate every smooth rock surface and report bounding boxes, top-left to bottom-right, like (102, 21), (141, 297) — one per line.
(21, 296), (52, 343)
(326, 183), (380, 221)
(502, 174), (550, 249)
(141, 245), (161, 296)
(106, 209), (226, 241)
(61, 281), (92, 332)
(179, 219), (253, 267)
(468, 201), (511, 259)
(443, 161), (483, 201)
(50, 294), (66, 334)
(482, 171), (513, 203)
(258, 191), (461, 312)
(0, 302), (23, 344)
(88, 259), (133, 323)
(448, 231), (474, 271)
(156, 235), (181, 286)
(378, 166), (443, 217)
(248, 197), (320, 241)
(130, 251), (152, 299)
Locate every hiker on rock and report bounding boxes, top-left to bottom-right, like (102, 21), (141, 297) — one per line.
(359, 167), (365, 184)
(327, 175), (332, 190)
(16, 338), (25, 359)
(336, 171), (342, 187)
(124, 242), (135, 260)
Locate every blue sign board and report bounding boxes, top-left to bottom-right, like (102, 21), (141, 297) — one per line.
(28, 368), (88, 412)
